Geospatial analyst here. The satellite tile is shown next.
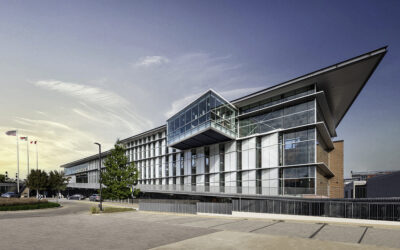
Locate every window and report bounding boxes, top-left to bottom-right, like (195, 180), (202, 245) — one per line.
(166, 91), (237, 146)
(256, 170), (262, 194)
(220, 173), (225, 192)
(280, 166), (315, 195)
(237, 141), (242, 171)
(191, 149), (196, 186)
(180, 153), (184, 176)
(237, 172), (242, 193)
(282, 128), (315, 165)
(238, 100), (316, 137)
(172, 154), (176, 176)
(219, 144), (225, 172)
(205, 174), (210, 192)
(76, 173), (88, 183)
(204, 146), (210, 174)
(165, 156), (169, 178)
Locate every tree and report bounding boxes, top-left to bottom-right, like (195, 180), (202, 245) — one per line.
(48, 170), (69, 198)
(101, 142), (139, 199)
(26, 169), (48, 198)
(0, 174), (5, 183)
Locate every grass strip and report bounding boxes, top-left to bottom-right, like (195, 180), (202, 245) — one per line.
(91, 206), (134, 214)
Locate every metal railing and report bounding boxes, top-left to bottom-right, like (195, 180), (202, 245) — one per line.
(197, 202), (232, 214)
(103, 198), (138, 204)
(67, 182), (99, 189)
(233, 198), (400, 221)
(139, 199), (197, 214)
(137, 197), (400, 221)
(136, 184), (331, 197)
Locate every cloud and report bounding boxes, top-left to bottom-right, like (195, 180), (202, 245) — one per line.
(164, 93), (200, 118)
(135, 56), (169, 67)
(33, 79), (154, 132)
(15, 117), (73, 131)
(4, 51), (268, 179)
(34, 80), (129, 108)
(136, 53), (267, 120)
(163, 87), (264, 119)
(220, 87), (264, 101)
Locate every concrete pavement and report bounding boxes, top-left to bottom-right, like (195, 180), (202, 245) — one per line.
(107, 210), (400, 249)
(1, 200), (399, 249)
(152, 230), (399, 250)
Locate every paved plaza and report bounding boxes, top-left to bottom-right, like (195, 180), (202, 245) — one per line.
(0, 200), (399, 249)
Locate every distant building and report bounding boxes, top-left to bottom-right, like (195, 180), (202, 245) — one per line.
(349, 170), (397, 181)
(344, 180), (366, 199)
(344, 170), (399, 198)
(367, 171), (400, 198)
(61, 47), (387, 199)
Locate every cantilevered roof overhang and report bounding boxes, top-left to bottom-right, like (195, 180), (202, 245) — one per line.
(232, 47), (387, 135)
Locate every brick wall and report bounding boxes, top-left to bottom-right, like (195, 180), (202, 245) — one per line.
(317, 141), (344, 198)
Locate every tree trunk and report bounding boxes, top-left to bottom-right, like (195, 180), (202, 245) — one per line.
(36, 189), (39, 199)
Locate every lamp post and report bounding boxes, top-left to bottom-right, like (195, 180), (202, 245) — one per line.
(94, 142), (103, 211)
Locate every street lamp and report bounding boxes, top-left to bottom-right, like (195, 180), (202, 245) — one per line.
(94, 142), (103, 211)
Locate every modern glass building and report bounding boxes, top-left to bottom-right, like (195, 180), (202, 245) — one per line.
(61, 47), (387, 199)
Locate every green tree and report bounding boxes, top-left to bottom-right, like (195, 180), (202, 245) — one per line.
(0, 174), (5, 183)
(48, 170), (69, 198)
(26, 169), (48, 198)
(101, 142), (139, 199)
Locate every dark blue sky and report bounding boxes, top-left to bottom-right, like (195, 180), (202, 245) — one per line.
(0, 0), (399, 177)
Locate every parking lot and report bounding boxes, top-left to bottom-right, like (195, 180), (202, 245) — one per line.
(0, 200), (399, 249)
(108, 211), (400, 249)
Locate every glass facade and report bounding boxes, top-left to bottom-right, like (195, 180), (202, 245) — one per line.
(282, 128), (315, 165)
(279, 166), (316, 195)
(239, 85), (315, 115)
(65, 85), (334, 198)
(239, 100), (315, 137)
(167, 90), (237, 146)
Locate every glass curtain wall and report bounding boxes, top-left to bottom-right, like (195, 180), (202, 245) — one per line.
(219, 144), (225, 192)
(279, 166), (316, 195)
(167, 91), (237, 145)
(239, 100), (315, 138)
(282, 128), (315, 165)
(240, 85), (315, 115)
(278, 127), (316, 195)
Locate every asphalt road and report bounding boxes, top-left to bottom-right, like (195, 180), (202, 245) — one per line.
(0, 199), (92, 220)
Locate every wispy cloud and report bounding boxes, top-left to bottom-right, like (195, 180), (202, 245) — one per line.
(136, 53), (267, 119)
(135, 56), (169, 67)
(15, 117), (73, 131)
(2, 52), (268, 178)
(164, 93), (200, 118)
(34, 80), (129, 108)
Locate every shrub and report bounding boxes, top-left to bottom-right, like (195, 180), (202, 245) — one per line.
(90, 206), (100, 214)
(0, 202), (59, 211)
(0, 198), (48, 206)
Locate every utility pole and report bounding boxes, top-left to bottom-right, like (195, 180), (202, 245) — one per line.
(94, 142), (103, 211)
(16, 131), (20, 194)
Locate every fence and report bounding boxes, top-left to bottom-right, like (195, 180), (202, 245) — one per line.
(233, 198), (400, 221)
(197, 202), (233, 214)
(104, 198), (138, 204)
(139, 199), (197, 214)
(138, 197), (400, 221)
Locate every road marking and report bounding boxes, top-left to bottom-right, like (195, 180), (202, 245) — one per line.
(208, 219), (246, 228)
(358, 226), (370, 244)
(309, 223), (327, 238)
(249, 220), (284, 233)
